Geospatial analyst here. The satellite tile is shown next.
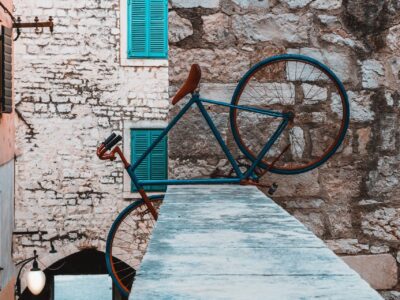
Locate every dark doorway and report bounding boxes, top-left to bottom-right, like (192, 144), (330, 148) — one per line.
(20, 249), (127, 300)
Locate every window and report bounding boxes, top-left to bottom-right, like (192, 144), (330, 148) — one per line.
(131, 129), (168, 192)
(0, 26), (12, 114)
(127, 0), (168, 59)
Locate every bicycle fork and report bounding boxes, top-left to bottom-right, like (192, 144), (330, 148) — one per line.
(97, 133), (159, 220)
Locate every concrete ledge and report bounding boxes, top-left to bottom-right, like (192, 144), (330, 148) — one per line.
(130, 185), (383, 299)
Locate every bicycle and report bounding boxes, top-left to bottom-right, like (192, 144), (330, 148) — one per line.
(97, 54), (350, 296)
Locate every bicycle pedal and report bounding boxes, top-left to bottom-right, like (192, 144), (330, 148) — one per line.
(268, 183), (278, 195)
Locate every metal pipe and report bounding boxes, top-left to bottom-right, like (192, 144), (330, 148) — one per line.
(139, 178), (241, 185)
(196, 98), (243, 177)
(129, 96), (196, 172)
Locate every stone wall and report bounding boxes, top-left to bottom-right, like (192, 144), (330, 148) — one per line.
(13, 0), (169, 276)
(12, 0), (400, 297)
(168, 0), (400, 296)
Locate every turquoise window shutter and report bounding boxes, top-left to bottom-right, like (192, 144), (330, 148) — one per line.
(148, 0), (168, 58)
(128, 0), (168, 58)
(128, 0), (147, 57)
(131, 129), (168, 192)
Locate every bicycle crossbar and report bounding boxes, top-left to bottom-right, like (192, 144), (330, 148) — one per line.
(127, 94), (289, 191)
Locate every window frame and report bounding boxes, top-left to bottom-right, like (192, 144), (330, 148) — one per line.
(119, 0), (168, 67)
(122, 120), (168, 198)
(127, 0), (168, 59)
(130, 128), (168, 192)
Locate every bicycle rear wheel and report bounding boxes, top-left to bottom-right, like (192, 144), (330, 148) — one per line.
(105, 195), (163, 297)
(230, 54), (350, 175)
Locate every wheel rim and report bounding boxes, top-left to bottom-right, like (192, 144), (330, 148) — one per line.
(230, 54), (350, 174)
(106, 197), (163, 296)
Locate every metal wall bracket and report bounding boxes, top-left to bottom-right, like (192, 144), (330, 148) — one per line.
(12, 16), (54, 41)
(0, 3), (54, 41)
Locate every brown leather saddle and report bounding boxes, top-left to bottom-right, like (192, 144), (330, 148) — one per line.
(172, 64), (202, 105)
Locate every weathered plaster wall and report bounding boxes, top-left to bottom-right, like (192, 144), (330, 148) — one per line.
(12, 0), (169, 278)
(0, 160), (15, 298)
(0, 0), (16, 297)
(168, 0), (400, 296)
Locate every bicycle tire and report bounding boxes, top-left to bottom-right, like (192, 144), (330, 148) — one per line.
(105, 195), (164, 297)
(229, 54), (350, 175)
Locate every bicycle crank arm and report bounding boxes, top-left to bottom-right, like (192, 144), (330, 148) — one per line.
(240, 180), (278, 195)
(255, 143), (291, 178)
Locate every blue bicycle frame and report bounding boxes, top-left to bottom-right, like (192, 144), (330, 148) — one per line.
(127, 93), (291, 191)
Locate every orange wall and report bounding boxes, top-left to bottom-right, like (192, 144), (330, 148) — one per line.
(0, 0), (14, 166)
(0, 277), (15, 300)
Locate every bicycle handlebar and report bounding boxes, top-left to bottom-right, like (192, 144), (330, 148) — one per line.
(103, 133), (117, 146)
(97, 133), (130, 168)
(105, 135), (122, 150)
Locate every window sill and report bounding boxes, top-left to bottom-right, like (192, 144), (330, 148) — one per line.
(120, 58), (168, 67)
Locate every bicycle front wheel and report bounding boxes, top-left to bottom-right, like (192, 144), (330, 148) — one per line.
(230, 54), (350, 175)
(105, 195), (163, 297)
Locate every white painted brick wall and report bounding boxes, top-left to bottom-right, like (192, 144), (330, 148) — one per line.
(13, 0), (169, 264)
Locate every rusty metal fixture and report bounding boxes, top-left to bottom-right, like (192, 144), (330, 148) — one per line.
(13, 230), (48, 235)
(13, 16), (54, 41)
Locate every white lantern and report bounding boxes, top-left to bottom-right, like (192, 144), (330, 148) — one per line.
(26, 268), (46, 295)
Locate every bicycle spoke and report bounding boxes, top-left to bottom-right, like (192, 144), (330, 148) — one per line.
(230, 56), (348, 173)
(107, 198), (163, 295)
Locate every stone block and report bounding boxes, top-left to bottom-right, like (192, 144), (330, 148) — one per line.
(292, 211), (326, 237)
(361, 59), (385, 89)
(380, 114), (397, 151)
(202, 13), (235, 46)
(319, 166), (362, 204)
(197, 83), (237, 103)
(342, 254), (398, 290)
(325, 239), (369, 255)
(169, 11), (193, 43)
(387, 25), (400, 52)
(321, 33), (356, 48)
(318, 15), (339, 26)
(326, 206), (353, 238)
(310, 0), (342, 10)
(381, 291), (400, 300)
(262, 169), (320, 197)
(232, 0), (269, 9)
(367, 156), (400, 196)
(332, 91), (374, 122)
(169, 47), (250, 83)
(288, 48), (358, 84)
(232, 13), (311, 44)
(357, 127), (371, 155)
(171, 0), (220, 8)
(362, 207), (400, 242)
(281, 0), (313, 9)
